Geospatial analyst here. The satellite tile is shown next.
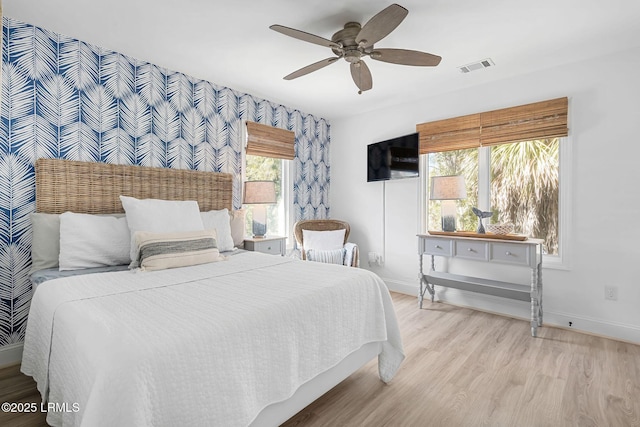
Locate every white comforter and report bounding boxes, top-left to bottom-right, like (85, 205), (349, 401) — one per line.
(22, 252), (404, 426)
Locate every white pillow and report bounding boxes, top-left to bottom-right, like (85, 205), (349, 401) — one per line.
(200, 209), (234, 252)
(59, 212), (131, 271)
(230, 209), (246, 247)
(30, 213), (62, 273)
(120, 196), (205, 262)
(302, 229), (346, 251)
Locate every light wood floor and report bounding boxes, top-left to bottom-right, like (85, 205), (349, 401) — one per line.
(1, 292), (639, 427)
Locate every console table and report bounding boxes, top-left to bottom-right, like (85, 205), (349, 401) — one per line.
(417, 233), (544, 337)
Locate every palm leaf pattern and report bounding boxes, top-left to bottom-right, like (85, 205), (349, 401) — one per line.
(218, 88), (240, 124)
(11, 114), (57, 163)
(309, 181), (323, 210)
(81, 84), (118, 134)
(167, 72), (193, 114)
(289, 110), (303, 137)
(182, 107), (205, 149)
(210, 115), (227, 150)
(59, 37), (99, 90)
(102, 52), (135, 99)
(137, 133), (165, 167)
(257, 100), (274, 127)
(239, 94), (257, 122)
(120, 93), (151, 138)
(60, 121), (99, 161)
(153, 100), (180, 144)
(0, 17), (330, 345)
(0, 242), (32, 344)
(37, 73), (79, 128)
(2, 62), (34, 125)
(168, 137), (192, 170)
(310, 134), (324, 165)
(7, 19), (57, 80)
(102, 127), (135, 165)
(194, 80), (216, 120)
(273, 105), (288, 129)
(194, 141), (216, 172)
(296, 136), (311, 163)
(137, 63), (166, 107)
(315, 160), (329, 186)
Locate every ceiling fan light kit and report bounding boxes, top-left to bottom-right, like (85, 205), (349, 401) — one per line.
(270, 3), (441, 94)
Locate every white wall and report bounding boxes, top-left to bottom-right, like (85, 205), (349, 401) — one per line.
(330, 45), (640, 343)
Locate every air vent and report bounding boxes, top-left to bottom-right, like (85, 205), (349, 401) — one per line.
(458, 58), (495, 73)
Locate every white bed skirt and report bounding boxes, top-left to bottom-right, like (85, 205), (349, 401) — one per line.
(251, 341), (381, 426)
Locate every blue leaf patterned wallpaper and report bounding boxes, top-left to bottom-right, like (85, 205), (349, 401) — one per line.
(0, 17), (331, 347)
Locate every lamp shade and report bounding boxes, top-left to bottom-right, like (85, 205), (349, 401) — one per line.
(430, 175), (467, 200)
(243, 181), (276, 204)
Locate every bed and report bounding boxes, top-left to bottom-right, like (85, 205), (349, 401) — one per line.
(21, 159), (404, 427)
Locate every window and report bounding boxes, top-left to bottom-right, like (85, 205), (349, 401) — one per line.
(427, 147), (479, 233)
(427, 138), (560, 254)
(243, 121), (295, 241)
(419, 97), (570, 267)
(244, 155), (286, 236)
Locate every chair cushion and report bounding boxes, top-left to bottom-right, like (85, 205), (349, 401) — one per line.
(302, 229), (346, 251)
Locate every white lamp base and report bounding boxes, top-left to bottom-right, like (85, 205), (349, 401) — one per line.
(252, 205), (267, 238)
(441, 200), (457, 232)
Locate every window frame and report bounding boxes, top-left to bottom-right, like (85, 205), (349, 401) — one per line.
(242, 152), (295, 248)
(419, 136), (572, 270)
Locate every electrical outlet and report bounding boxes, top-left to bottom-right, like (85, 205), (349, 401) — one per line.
(367, 252), (382, 266)
(605, 285), (618, 301)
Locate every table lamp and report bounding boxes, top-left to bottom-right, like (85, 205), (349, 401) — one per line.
(243, 181), (276, 238)
(430, 175), (467, 232)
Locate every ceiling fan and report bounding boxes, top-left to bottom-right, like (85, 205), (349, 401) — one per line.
(270, 3), (441, 94)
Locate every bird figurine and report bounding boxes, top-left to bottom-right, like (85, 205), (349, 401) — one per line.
(472, 207), (493, 234)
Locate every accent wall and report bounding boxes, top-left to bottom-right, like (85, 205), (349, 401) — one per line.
(0, 17), (331, 348)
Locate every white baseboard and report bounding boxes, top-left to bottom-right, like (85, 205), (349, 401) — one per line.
(0, 342), (23, 368)
(382, 277), (640, 345)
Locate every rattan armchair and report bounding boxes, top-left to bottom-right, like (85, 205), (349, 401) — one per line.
(293, 219), (359, 267)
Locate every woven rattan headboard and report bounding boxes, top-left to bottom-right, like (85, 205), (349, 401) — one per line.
(35, 159), (233, 214)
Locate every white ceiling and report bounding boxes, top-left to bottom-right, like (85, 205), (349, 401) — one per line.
(4, 0), (640, 120)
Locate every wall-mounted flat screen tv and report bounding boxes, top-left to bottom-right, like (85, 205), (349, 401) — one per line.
(367, 132), (419, 182)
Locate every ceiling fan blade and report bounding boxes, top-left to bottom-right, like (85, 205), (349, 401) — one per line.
(370, 48), (442, 66)
(350, 60), (373, 93)
(270, 25), (340, 49)
(284, 57), (340, 80)
(356, 4), (408, 48)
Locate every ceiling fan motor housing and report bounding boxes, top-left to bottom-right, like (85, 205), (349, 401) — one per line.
(331, 22), (370, 61)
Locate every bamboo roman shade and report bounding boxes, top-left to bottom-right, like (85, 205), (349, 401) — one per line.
(245, 121), (295, 160)
(417, 113), (481, 154)
(417, 97), (568, 154)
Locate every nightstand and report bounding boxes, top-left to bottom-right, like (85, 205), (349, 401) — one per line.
(243, 236), (286, 256)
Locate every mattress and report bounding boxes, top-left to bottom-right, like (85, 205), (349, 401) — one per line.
(30, 265), (130, 289)
(22, 251), (404, 426)
(29, 250), (244, 290)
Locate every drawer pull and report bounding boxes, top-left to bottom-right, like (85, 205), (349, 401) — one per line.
(467, 248), (474, 252)
(267, 246), (272, 250)
(435, 245), (442, 249)
(505, 251), (512, 256)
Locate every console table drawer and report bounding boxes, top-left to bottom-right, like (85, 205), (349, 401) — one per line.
(455, 240), (488, 261)
(424, 238), (453, 256)
(490, 242), (531, 266)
